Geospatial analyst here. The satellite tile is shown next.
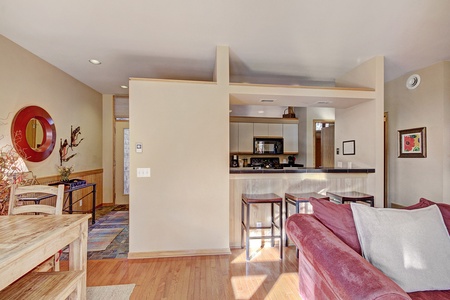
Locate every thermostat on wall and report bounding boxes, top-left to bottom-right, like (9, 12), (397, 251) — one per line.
(136, 142), (143, 153)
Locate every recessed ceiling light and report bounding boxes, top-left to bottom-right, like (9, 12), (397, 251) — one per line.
(120, 85), (128, 89)
(260, 99), (275, 103)
(89, 59), (101, 65)
(258, 110), (265, 114)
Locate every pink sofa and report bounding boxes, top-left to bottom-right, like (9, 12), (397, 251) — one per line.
(285, 198), (450, 300)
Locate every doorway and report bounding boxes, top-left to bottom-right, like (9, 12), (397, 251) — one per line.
(114, 120), (129, 205)
(313, 120), (335, 168)
(113, 95), (130, 205)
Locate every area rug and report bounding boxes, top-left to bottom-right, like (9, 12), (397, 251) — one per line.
(99, 211), (129, 226)
(112, 205), (129, 211)
(87, 227), (124, 251)
(87, 284), (135, 300)
(63, 227), (124, 253)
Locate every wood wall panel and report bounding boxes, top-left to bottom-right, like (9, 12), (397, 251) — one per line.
(36, 169), (103, 212)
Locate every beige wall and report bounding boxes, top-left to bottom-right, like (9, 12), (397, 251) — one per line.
(128, 50), (384, 256)
(385, 61), (450, 206)
(335, 56), (384, 207)
(128, 79), (230, 256)
(0, 35), (102, 177)
(444, 63), (450, 202)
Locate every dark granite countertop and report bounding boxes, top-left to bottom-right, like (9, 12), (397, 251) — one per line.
(230, 167), (375, 174)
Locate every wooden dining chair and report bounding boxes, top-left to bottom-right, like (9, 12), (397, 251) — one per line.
(8, 184), (65, 271)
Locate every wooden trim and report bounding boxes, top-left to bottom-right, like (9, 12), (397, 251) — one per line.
(230, 82), (375, 91)
(128, 248), (231, 259)
(130, 77), (217, 85)
(38, 169), (103, 183)
(390, 203), (405, 209)
(230, 116), (298, 124)
(384, 112), (388, 208)
(313, 120), (335, 168)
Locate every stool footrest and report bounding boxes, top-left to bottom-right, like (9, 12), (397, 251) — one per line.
(248, 235), (282, 240)
(241, 193), (283, 260)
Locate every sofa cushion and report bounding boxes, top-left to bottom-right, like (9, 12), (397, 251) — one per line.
(351, 203), (450, 293)
(309, 197), (361, 254)
(286, 214), (411, 300)
(411, 198), (450, 234)
(404, 198), (433, 210)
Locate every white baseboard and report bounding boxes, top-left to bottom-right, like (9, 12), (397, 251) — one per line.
(128, 248), (231, 259)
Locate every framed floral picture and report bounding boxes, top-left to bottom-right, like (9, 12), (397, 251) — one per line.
(398, 127), (426, 158)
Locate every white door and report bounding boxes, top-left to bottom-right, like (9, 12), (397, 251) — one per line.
(114, 121), (129, 205)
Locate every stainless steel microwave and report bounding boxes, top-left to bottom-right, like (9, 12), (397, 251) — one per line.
(253, 137), (283, 154)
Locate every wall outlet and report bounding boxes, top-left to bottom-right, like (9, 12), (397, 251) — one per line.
(137, 168), (151, 177)
(256, 221), (262, 227)
(79, 200), (82, 207)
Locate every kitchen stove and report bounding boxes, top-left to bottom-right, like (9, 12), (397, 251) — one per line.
(249, 157), (281, 169)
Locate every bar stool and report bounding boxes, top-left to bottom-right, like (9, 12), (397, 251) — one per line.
(326, 191), (374, 207)
(241, 193), (283, 260)
(284, 192), (329, 250)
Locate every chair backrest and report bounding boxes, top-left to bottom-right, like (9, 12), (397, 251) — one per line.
(8, 184), (65, 215)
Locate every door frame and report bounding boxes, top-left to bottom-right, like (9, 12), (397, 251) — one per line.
(384, 112), (388, 208)
(312, 119), (335, 168)
(112, 95), (130, 205)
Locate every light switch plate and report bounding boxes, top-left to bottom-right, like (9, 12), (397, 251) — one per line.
(137, 168), (151, 177)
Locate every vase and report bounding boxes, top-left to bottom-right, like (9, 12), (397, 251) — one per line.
(60, 174), (70, 182)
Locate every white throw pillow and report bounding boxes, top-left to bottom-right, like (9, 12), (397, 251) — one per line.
(351, 203), (450, 292)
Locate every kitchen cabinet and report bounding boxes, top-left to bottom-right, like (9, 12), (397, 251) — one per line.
(230, 118), (298, 154)
(238, 123), (254, 153)
(283, 123), (298, 154)
(253, 123), (283, 137)
(229, 123), (239, 153)
(270, 124), (283, 136)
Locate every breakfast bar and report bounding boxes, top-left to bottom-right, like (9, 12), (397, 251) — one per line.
(229, 167), (375, 248)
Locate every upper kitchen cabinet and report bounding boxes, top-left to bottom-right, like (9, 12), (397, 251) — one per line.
(283, 123), (298, 154)
(230, 123), (239, 153)
(238, 123), (253, 154)
(253, 123), (283, 137)
(230, 117), (299, 154)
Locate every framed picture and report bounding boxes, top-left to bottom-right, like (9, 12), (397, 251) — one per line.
(343, 140), (355, 155)
(398, 127), (426, 158)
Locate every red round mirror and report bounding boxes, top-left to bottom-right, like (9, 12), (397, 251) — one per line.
(11, 106), (56, 162)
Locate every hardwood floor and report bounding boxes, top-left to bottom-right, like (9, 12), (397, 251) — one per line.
(73, 246), (301, 299)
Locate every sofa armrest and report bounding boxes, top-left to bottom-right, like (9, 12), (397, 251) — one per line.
(286, 214), (411, 300)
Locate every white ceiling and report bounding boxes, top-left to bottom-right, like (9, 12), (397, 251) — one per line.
(1, 0), (450, 96)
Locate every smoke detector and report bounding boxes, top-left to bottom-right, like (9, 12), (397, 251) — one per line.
(406, 74), (421, 90)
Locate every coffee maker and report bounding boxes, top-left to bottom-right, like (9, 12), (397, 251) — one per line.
(287, 155), (296, 166)
(231, 155), (239, 167)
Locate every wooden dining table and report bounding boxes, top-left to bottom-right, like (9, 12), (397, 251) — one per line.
(0, 214), (90, 297)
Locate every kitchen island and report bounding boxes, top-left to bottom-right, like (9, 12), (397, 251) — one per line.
(229, 167), (375, 248)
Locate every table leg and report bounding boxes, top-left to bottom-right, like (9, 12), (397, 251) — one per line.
(92, 184), (96, 224)
(69, 220), (88, 299)
(69, 191), (73, 214)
